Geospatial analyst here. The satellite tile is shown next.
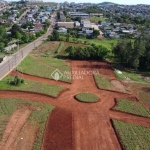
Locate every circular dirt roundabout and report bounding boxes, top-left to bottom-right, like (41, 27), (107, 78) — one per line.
(75, 93), (100, 103)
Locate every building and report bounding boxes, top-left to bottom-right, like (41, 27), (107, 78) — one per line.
(57, 22), (74, 28)
(58, 27), (67, 34)
(70, 12), (89, 19)
(81, 20), (91, 28)
(75, 21), (80, 27)
(34, 23), (43, 32)
(90, 13), (103, 18)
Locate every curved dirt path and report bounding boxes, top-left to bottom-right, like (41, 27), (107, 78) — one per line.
(1, 60), (150, 150)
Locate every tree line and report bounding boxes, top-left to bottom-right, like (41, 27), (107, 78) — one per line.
(113, 34), (150, 70)
(65, 44), (109, 60)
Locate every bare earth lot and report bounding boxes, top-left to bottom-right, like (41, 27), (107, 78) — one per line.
(0, 60), (150, 150)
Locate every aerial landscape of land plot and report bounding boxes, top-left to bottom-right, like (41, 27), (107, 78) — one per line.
(0, 1), (150, 150)
(0, 38), (150, 150)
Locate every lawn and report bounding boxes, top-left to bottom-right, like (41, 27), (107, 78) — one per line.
(60, 35), (118, 51)
(112, 119), (150, 150)
(113, 99), (150, 117)
(94, 74), (112, 90)
(140, 91), (150, 109)
(75, 93), (100, 103)
(89, 16), (109, 23)
(0, 98), (54, 150)
(0, 76), (65, 97)
(55, 42), (64, 54)
(115, 70), (147, 83)
(18, 55), (71, 83)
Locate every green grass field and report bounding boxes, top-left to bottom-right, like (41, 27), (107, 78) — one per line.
(0, 98), (54, 150)
(75, 93), (99, 103)
(55, 42), (64, 54)
(94, 74), (112, 90)
(115, 70), (147, 83)
(113, 99), (150, 117)
(89, 16), (109, 23)
(0, 76), (65, 97)
(112, 119), (150, 150)
(18, 55), (71, 83)
(60, 35), (118, 51)
(140, 92), (150, 109)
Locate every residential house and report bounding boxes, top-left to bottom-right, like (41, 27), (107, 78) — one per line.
(34, 23), (43, 32)
(81, 20), (91, 29)
(75, 21), (80, 27)
(57, 22), (74, 28)
(58, 27), (67, 34)
(41, 16), (48, 23)
(7, 16), (15, 22)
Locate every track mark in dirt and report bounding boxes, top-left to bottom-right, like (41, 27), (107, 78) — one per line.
(42, 107), (73, 150)
(0, 108), (32, 150)
(10, 120), (39, 150)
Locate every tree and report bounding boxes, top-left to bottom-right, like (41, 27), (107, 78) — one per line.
(66, 33), (70, 42)
(0, 26), (6, 37)
(93, 30), (100, 37)
(11, 24), (23, 37)
(0, 42), (4, 51)
(21, 34), (29, 43)
(48, 30), (60, 41)
(132, 58), (139, 70)
(16, 32), (23, 40)
(57, 12), (60, 20)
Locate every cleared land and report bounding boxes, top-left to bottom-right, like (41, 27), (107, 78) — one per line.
(0, 41), (150, 150)
(42, 107), (73, 150)
(112, 119), (150, 150)
(0, 98), (54, 150)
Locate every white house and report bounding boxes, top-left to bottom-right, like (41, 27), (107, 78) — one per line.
(58, 27), (67, 34)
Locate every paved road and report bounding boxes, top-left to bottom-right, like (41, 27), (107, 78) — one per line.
(0, 12), (57, 80)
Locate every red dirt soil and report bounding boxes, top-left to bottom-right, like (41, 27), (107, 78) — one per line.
(42, 107), (73, 150)
(0, 60), (150, 150)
